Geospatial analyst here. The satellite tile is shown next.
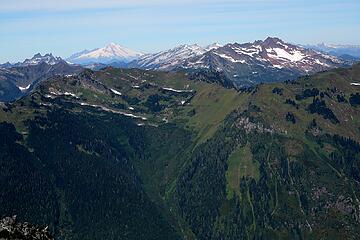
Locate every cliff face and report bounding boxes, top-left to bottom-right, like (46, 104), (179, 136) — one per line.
(0, 216), (53, 240)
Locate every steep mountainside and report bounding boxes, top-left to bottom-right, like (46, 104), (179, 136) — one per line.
(0, 59), (83, 102)
(0, 64), (359, 239)
(175, 64), (360, 239)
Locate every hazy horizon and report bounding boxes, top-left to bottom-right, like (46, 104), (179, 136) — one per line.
(1, 0), (360, 62)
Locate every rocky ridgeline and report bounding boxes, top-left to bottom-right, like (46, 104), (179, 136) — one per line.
(0, 216), (53, 240)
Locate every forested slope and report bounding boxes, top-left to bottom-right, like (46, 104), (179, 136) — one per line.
(0, 64), (359, 239)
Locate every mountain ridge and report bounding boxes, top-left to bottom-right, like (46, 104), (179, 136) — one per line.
(1, 37), (358, 101)
(129, 37), (351, 87)
(0, 59), (83, 102)
(0, 53), (66, 68)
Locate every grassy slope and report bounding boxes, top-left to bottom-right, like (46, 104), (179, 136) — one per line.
(251, 65), (360, 142)
(174, 64), (360, 239)
(226, 143), (259, 200)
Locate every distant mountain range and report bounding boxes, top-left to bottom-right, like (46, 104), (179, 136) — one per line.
(129, 37), (351, 87)
(61, 40), (359, 82)
(0, 53), (64, 68)
(65, 38), (356, 87)
(1, 38), (359, 101)
(305, 43), (360, 58)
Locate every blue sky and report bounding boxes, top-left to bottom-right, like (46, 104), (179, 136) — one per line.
(1, 0), (359, 62)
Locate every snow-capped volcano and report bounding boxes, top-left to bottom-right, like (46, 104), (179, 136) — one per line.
(67, 43), (144, 65)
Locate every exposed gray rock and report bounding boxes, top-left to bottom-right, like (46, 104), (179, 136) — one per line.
(0, 216), (54, 240)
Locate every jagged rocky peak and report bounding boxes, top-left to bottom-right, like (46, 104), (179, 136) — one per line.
(32, 53), (42, 58)
(22, 53), (63, 66)
(263, 36), (286, 45)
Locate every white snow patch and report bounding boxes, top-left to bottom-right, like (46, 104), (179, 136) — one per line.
(18, 84), (31, 92)
(272, 65), (284, 69)
(50, 90), (79, 98)
(110, 88), (122, 95)
(64, 92), (78, 98)
(351, 83), (360, 86)
(40, 103), (52, 107)
(214, 52), (246, 63)
(315, 59), (329, 67)
(162, 87), (193, 93)
(267, 48), (306, 62)
(79, 102), (147, 120)
(44, 94), (55, 99)
(233, 45), (261, 57)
